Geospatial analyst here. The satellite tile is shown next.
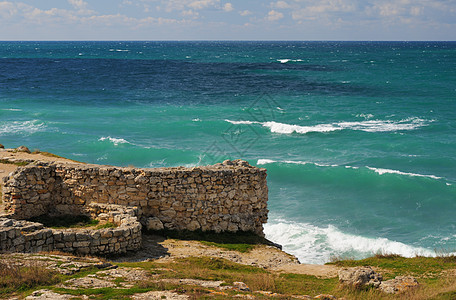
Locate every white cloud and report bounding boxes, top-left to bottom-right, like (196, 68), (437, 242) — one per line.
(271, 1), (291, 9)
(291, 0), (356, 21)
(68, 0), (86, 10)
(266, 10), (284, 21)
(188, 0), (220, 10)
(0, 1), (17, 18)
(68, 0), (94, 15)
(223, 3), (233, 12)
(181, 9), (199, 18)
(239, 10), (252, 16)
(410, 6), (422, 16)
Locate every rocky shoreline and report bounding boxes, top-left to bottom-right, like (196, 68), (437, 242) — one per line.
(1, 145), (454, 299)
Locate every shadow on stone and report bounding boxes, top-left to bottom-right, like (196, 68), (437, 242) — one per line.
(109, 233), (170, 262)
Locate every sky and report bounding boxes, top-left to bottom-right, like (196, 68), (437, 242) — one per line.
(0, 0), (455, 41)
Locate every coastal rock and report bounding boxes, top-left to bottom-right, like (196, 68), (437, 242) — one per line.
(0, 143), (4, 149)
(132, 291), (189, 299)
(16, 146), (31, 153)
(233, 281), (250, 291)
(338, 266), (382, 289)
(314, 295), (336, 300)
(379, 276), (419, 294)
(26, 289), (84, 299)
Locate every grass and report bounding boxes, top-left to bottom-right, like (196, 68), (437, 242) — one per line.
(148, 229), (277, 253)
(2, 251), (456, 299)
(28, 214), (100, 229)
(96, 222), (117, 229)
(199, 241), (255, 253)
(329, 253), (456, 279)
(0, 159), (29, 166)
(119, 256), (338, 297)
(31, 150), (84, 163)
(0, 260), (60, 296)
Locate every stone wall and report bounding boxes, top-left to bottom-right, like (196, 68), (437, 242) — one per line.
(0, 203), (142, 255)
(1, 159), (268, 235)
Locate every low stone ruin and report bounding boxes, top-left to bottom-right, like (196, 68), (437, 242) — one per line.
(0, 158), (268, 255)
(0, 203), (141, 255)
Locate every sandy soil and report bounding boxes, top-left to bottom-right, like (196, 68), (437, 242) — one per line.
(114, 234), (339, 278)
(0, 148), (78, 182)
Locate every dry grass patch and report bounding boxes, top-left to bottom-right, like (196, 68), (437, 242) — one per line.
(0, 260), (60, 295)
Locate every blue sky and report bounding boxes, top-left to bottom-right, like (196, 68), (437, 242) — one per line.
(0, 0), (455, 40)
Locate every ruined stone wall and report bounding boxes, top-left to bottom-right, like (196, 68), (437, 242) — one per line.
(1, 160), (268, 235)
(0, 204), (142, 255)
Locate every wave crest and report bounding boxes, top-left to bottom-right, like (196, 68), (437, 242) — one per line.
(226, 117), (431, 135)
(0, 120), (46, 135)
(99, 136), (130, 146)
(264, 220), (436, 264)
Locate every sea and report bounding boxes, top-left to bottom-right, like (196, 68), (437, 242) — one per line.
(1, 41), (455, 264)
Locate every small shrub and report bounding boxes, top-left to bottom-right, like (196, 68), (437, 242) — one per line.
(96, 222), (117, 229)
(199, 241), (255, 253)
(0, 261), (59, 294)
(29, 214), (99, 229)
(0, 159), (29, 166)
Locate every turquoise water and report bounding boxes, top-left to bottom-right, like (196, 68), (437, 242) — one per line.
(1, 41), (456, 263)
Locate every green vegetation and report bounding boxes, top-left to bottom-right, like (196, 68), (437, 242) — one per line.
(0, 159), (29, 166)
(0, 261), (59, 296)
(96, 222), (117, 229)
(31, 150), (84, 163)
(28, 214), (100, 229)
(199, 241), (255, 253)
(329, 253), (456, 279)
(31, 150), (63, 158)
(149, 229), (277, 253)
(2, 251), (456, 299)
(118, 256), (338, 297)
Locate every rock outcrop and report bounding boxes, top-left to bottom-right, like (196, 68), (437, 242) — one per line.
(338, 266), (383, 289)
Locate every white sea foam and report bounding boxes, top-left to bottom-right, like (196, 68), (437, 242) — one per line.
(1, 108), (22, 111)
(257, 159), (343, 168)
(338, 118), (430, 132)
(257, 159), (277, 165)
(356, 113), (374, 119)
(257, 159), (442, 180)
(262, 121), (340, 134)
(264, 220), (435, 264)
(277, 58), (304, 64)
(226, 117), (431, 135)
(99, 136), (130, 146)
(225, 119), (260, 125)
(367, 167), (442, 180)
(0, 120), (46, 135)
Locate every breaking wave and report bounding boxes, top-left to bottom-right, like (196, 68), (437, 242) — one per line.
(225, 117), (431, 134)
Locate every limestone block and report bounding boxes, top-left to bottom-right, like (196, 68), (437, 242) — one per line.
(379, 276), (419, 294)
(339, 267), (383, 289)
(187, 220), (200, 231)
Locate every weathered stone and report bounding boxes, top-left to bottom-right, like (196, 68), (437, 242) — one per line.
(187, 220), (200, 231)
(379, 276), (419, 294)
(314, 295), (336, 300)
(233, 281), (250, 291)
(146, 217), (164, 231)
(1, 159), (268, 256)
(338, 267), (383, 289)
(16, 146), (31, 153)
